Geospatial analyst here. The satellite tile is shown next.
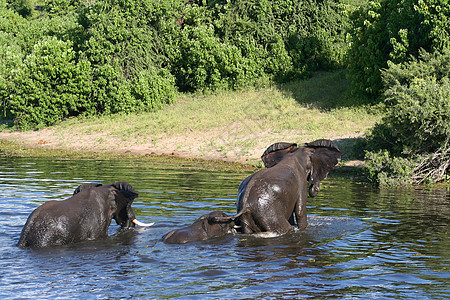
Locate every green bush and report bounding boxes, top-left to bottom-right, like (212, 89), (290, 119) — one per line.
(6, 0), (33, 17)
(77, 0), (179, 110)
(368, 50), (450, 155)
(1, 0), (360, 128)
(132, 67), (176, 111)
(171, 24), (264, 92)
(211, 0), (352, 79)
(364, 150), (416, 186)
(346, 0), (450, 100)
(88, 61), (133, 116)
(7, 37), (93, 129)
(364, 50), (450, 185)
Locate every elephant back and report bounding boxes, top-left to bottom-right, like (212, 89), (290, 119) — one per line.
(73, 183), (102, 195)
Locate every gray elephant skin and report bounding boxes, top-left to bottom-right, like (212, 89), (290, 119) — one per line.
(163, 211), (236, 244)
(18, 181), (150, 249)
(226, 139), (340, 235)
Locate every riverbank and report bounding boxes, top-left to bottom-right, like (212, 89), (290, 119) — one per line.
(0, 72), (380, 169)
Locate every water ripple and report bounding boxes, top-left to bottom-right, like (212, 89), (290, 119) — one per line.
(0, 156), (448, 299)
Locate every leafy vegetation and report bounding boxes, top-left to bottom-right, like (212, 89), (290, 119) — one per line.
(346, 0), (450, 101)
(1, 0), (449, 186)
(364, 50), (450, 186)
(1, 0), (359, 129)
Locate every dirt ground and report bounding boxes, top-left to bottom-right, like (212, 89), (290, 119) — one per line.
(0, 126), (364, 167)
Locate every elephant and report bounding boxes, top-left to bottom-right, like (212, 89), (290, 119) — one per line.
(162, 211), (237, 244)
(217, 139), (340, 235)
(17, 182), (153, 249)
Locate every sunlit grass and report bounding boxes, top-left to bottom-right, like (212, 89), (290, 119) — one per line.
(4, 70), (382, 164)
(61, 73), (378, 140)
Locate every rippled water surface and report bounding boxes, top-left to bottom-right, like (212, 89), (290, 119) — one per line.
(0, 155), (448, 299)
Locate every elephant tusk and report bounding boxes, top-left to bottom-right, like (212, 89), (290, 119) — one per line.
(132, 219), (155, 227)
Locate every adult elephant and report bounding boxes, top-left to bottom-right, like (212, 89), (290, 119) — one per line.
(220, 139), (340, 235)
(17, 182), (153, 249)
(163, 211), (237, 244)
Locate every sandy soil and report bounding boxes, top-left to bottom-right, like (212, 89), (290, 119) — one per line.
(0, 126), (364, 167)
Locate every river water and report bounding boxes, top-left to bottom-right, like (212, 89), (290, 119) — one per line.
(0, 155), (448, 299)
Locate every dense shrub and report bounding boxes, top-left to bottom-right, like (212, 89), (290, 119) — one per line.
(77, 0), (178, 111)
(170, 24), (265, 92)
(87, 61), (133, 116)
(211, 0), (352, 79)
(364, 150), (416, 187)
(6, 0), (33, 17)
(346, 0), (450, 101)
(132, 68), (176, 111)
(7, 37), (93, 129)
(364, 50), (450, 185)
(1, 0), (359, 128)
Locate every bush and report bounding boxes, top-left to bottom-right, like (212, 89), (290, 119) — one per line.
(0, 31), (24, 118)
(364, 50), (450, 185)
(346, 0), (450, 101)
(6, 0), (33, 17)
(88, 61), (134, 116)
(170, 24), (264, 92)
(1, 0), (359, 128)
(364, 150), (416, 187)
(77, 0), (179, 110)
(132, 68), (176, 111)
(7, 37), (93, 129)
(211, 0), (352, 79)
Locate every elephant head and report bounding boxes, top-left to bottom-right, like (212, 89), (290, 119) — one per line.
(74, 182), (153, 228)
(261, 139), (340, 197)
(304, 139), (341, 197)
(162, 211), (236, 244)
(102, 182), (140, 229)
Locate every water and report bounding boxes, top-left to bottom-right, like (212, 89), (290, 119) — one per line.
(0, 155), (448, 299)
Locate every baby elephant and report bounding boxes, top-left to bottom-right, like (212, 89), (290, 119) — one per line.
(18, 182), (153, 249)
(163, 211), (236, 244)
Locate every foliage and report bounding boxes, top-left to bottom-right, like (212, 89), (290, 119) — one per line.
(6, 0), (33, 17)
(364, 150), (416, 187)
(7, 37), (93, 130)
(1, 0), (178, 128)
(346, 0), (450, 101)
(0, 0), (360, 128)
(364, 50), (450, 185)
(132, 67), (176, 111)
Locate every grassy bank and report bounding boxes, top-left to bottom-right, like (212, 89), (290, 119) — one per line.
(0, 71), (381, 167)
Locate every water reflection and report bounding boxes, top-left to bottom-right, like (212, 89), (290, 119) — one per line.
(0, 155), (448, 299)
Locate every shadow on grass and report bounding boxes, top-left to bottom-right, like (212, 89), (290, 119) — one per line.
(334, 137), (367, 162)
(333, 137), (368, 176)
(277, 70), (372, 110)
(0, 119), (14, 130)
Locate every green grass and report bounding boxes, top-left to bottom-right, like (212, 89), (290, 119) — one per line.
(1, 70), (382, 165)
(62, 72), (377, 136)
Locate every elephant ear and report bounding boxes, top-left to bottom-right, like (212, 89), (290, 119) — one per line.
(111, 182), (139, 201)
(261, 142), (298, 167)
(305, 139), (341, 184)
(73, 183), (102, 195)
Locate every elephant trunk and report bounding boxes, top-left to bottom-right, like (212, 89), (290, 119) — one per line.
(308, 183), (320, 198)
